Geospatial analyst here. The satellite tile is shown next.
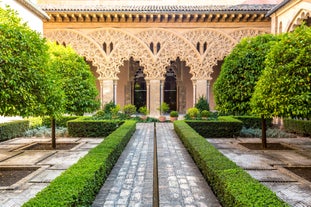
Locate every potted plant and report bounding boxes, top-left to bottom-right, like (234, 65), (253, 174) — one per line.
(201, 110), (209, 119)
(157, 102), (169, 122)
(139, 106), (149, 121)
(170, 110), (178, 122)
(186, 107), (199, 119)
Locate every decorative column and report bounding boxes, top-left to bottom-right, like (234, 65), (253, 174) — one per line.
(195, 79), (210, 103)
(148, 79), (162, 117)
(113, 80), (117, 104)
(100, 79), (114, 107)
(146, 80), (150, 113)
(192, 80), (197, 106)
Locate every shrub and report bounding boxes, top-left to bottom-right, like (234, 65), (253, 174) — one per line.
(174, 121), (289, 207)
(201, 110), (210, 118)
(186, 116), (243, 138)
(170, 111), (178, 117)
(186, 107), (199, 118)
(42, 116), (81, 127)
(239, 127), (296, 138)
(139, 106), (149, 115)
(67, 117), (122, 137)
(195, 96), (210, 112)
(283, 118), (311, 137)
(22, 120), (136, 207)
(123, 104), (136, 117)
(157, 102), (170, 114)
(0, 120), (29, 141)
(26, 117), (43, 129)
(24, 126), (68, 138)
(103, 101), (116, 114)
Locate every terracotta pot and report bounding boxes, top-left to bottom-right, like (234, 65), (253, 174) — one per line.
(170, 117), (178, 122)
(158, 116), (166, 122)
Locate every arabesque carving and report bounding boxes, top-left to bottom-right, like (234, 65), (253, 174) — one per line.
(44, 27), (266, 81)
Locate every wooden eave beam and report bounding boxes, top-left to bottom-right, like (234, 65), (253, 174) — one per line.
(45, 12), (269, 23)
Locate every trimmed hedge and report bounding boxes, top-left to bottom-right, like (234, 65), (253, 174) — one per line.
(0, 120), (29, 141)
(68, 117), (122, 137)
(42, 116), (81, 127)
(22, 120), (136, 207)
(283, 118), (311, 137)
(186, 116), (243, 138)
(174, 121), (289, 207)
(233, 116), (273, 128)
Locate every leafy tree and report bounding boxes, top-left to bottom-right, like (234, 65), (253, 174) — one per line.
(48, 42), (100, 116)
(251, 25), (311, 120)
(213, 34), (279, 115)
(47, 42), (100, 148)
(0, 6), (51, 117)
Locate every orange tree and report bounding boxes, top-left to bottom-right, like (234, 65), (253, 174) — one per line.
(0, 6), (63, 118)
(251, 25), (311, 121)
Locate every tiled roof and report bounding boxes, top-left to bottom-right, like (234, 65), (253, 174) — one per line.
(266, 0), (291, 17)
(40, 4), (277, 14)
(16, 0), (49, 19)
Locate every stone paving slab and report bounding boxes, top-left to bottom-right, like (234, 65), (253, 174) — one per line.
(0, 151), (55, 166)
(30, 169), (64, 183)
(0, 151), (22, 162)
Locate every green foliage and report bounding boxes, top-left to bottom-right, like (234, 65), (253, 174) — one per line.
(110, 104), (121, 117)
(67, 117), (122, 137)
(157, 102), (170, 114)
(170, 110), (178, 117)
(283, 118), (311, 137)
(201, 110), (210, 117)
(174, 121), (289, 207)
(0, 120), (29, 141)
(186, 107), (200, 118)
(0, 6), (53, 117)
(24, 126), (68, 138)
(251, 25), (311, 119)
(22, 120), (136, 207)
(42, 116), (81, 127)
(47, 42), (100, 116)
(186, 116), (243, 138)
(233, 116), (272, 128)
(195, 96), (210, 112)
(239, 127), (295, 138)
(123, 104), (136, 117)
(138, 106), (149, 115)
(103, 101), (116, 114)
(26, 117), (43, 129)
(213, 34), (279, 115)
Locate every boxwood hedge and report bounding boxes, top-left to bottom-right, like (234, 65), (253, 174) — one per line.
(0, 120), (29, 141)
(174, 120), (289, 207)
(283, 118), (311, 137)
(67, 117), (122, 137)
(22, 120), (136, 207)
(186, 116), (243, 138)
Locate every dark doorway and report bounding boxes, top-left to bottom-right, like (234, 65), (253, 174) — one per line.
(164, 67), (177, 111)
(134, 68), (146, 110)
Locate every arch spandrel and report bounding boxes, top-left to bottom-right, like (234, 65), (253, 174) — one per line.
(44, 29), (108, 79)
(135, 28), (201, 79)
(228, 28), (268, 42)
(182, 29), (237, 80)
(288, 9), (311, 32)
(87, 28), (155, 79)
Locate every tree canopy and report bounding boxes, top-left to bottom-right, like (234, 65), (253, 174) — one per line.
(47, 42), (100, 116)
(251, 25), (311, 119)
(213, 34), (279, 115)
(0, 6), (50, 117)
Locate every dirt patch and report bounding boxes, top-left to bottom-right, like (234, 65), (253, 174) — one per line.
(0, 167), (38, 186)
(240, 142), (294, 150)
(23, 142), (79, 150)
(285, 167), (311, 182)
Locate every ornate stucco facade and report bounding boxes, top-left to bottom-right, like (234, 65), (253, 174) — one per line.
(35, 0), (310, 116)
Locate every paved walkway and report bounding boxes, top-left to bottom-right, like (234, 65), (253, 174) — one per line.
(92, 123), (221, 207)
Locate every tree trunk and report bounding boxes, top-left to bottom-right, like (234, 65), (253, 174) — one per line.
(51, 117), (56, 149)
(261, 115), (267, 149)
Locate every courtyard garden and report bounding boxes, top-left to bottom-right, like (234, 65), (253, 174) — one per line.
(1, 4), (311, 207)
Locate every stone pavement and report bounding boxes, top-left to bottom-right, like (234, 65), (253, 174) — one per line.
(208, 137), (311, 207)
(1, 123), (311, 206)
(92, 123), (221, 207)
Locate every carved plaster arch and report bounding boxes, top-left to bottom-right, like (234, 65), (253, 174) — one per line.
(87, 28), (155, 80)
(135, 28), (201, 80)
(182, 28), (237, 80)
(228, 28), (268, 42)
(44, 29), (108, 79)
(287, 9), (311, 32)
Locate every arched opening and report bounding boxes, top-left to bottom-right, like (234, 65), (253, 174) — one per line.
(164, 67), (177, 111)
(133, 67), (147, 110)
